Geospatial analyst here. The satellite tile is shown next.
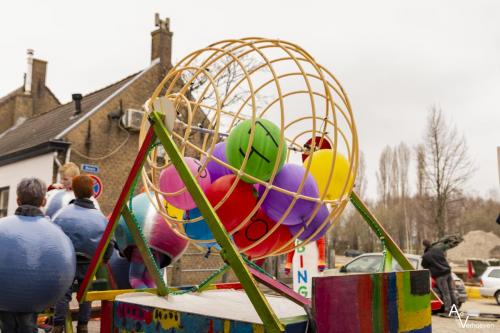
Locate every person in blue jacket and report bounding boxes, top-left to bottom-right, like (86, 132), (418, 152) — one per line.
(52, 175), (112, 333)
(0, 178), (75, 333)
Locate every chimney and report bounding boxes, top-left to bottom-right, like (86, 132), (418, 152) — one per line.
(24, 49), (34, 95)
(151, 13), (173, 68)
(72, 93), (83, 115)
(31, 59), (47, 95)
(23, 49), (48, 96)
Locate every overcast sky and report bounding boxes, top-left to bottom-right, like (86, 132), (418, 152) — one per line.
(1, 0), (499, 200)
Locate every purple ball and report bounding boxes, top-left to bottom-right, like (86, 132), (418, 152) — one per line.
(288, 204), (330, 242)
(259, 164), (319, 226)
(203, 142), (233, 182)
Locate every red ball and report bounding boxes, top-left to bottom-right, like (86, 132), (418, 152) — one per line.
(270, 224), (294, 254)
(234, 209), (280, 258)
(205, 174), (257, 232)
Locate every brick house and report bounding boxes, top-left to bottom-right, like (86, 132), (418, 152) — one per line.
(0, 15), (242, 285)
(0, 16), (177, 215)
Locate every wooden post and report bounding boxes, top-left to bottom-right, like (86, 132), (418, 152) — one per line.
(77, 127), (156, 302)
(100, 300), (113, 332)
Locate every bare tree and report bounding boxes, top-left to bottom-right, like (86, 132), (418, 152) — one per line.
(397, 143), (411, 252)
(377, 146), (392, 207)
(354, 152), (367, 197)
(421, 107), (475, 237)
(415, 144), (427, 197)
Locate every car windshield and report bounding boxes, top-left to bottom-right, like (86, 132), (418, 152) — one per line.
(345, 255), (383, 273)
(345, 255), (420, 273)
(393, 258), (419, 271)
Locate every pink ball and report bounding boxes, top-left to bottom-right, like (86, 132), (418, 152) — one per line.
(159, 157), (211, 210)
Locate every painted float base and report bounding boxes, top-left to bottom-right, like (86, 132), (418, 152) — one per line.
(113, 290), (308, 332)
(312, 270), (432, 333)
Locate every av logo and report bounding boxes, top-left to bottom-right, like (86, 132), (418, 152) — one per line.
(448, 304), (469, 328)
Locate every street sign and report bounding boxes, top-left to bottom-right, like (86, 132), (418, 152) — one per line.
(81, 164), (100, 174)
(89, 175), (103, 199)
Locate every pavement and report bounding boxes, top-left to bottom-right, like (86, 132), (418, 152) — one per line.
(432, 298), (499, 332)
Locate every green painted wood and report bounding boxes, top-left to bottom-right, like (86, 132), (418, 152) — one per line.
(350, 191), (438, 300)
(149, 111), (284, 333)
(121, 206), (169, 296)
(196, 264), (230, 292)
(384, 250), (393, 272)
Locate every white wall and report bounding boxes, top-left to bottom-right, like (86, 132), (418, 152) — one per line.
(0, 153), (54, 215)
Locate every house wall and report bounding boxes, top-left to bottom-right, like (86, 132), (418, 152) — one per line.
(0, 152), (54, 215)
(65, 64), (166, 215)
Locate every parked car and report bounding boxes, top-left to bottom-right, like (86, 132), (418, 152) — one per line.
(479, 266), (500, 305)
(328, 252), (467, 310)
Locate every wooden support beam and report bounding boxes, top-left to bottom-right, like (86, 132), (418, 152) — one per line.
(77, 127), (156, 302)
(247, 265), (311, 308)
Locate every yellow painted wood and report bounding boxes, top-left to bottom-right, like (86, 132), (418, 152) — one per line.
(86, 289), (158, 301)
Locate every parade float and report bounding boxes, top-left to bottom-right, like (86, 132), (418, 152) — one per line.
(76, 38), (435, 333)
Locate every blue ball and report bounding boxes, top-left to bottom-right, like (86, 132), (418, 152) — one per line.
(115, 192), (154, 252)
(0, 215), (76, 312)
(184, 208), (220, 249)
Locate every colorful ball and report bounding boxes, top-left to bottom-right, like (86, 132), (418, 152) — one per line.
(202, 142), (233, 182)
(159, 157), (211, 210)
(115, 192), (156, 253)
(226, 119), (285, 183)
(304, 150), (354, 201)
(147, 213), (189, 262)
(301, 136), (332, 162)
(259, 164), (319, 226)
(233, 209), (281, 258)
(205, 174), (257, 232)
(288, 205), (330, 242)
(270, 224), (294, 254)
(184, 208), (219, 249)
(0, 215), (75, 312)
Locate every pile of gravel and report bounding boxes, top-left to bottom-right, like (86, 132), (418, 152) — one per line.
(447, 230), (500, 264)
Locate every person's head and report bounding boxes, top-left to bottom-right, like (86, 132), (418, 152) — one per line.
(59, 162), (80, 190)
(422, 239), (432, 249)
(16, 178), (47, 207)
(72, 175), (94, 199)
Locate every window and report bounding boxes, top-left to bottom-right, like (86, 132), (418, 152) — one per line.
(489, 269), (500, 278)
(0, 187), (9, 218)
(344, 255), (383, 273)
(393, 258), (419, 271)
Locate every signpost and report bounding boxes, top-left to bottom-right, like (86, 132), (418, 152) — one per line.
(81, 164), (100, 174)
(89, 175), (103, 199)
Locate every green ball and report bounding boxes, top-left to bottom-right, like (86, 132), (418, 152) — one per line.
(226, 119), (286, 183)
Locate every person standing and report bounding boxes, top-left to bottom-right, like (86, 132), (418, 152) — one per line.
(421, 243), (458, 312)
(45, 163), (100, 218)
(0, 178), (75, 333)
(51, 175), (112, 333)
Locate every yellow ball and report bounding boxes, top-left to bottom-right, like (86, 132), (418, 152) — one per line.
(304, 150), (354, 201)
(165, 202), (184, 220)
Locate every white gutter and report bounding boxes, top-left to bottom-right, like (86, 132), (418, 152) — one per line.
(55, 58), (160, 139)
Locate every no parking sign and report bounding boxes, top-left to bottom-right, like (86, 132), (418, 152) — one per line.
(89, 175), (103, 199)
